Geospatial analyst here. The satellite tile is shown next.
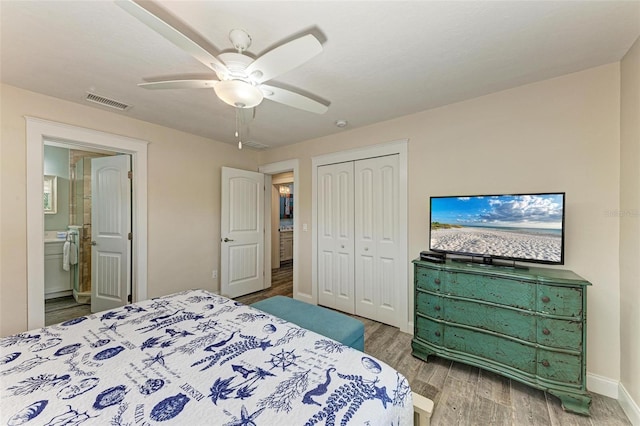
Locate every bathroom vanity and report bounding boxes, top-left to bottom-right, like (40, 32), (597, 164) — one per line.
(44, 233), (71, 299)
(280, 230), (293, 262)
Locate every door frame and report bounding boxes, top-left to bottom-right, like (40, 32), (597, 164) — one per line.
(311, 140), (409, 332)
(258, 159), (299, 300)
(26, 117), (148, 329)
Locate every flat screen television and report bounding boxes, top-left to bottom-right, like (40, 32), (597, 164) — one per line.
(429, 192), (565, 266)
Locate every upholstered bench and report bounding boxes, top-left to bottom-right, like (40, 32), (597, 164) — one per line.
(251, 296), (365, 351)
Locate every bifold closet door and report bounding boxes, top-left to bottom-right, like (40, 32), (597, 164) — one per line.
(317, 155), (401, 325)
(317, 162), (355, 314)
(354, 155), (400, 326)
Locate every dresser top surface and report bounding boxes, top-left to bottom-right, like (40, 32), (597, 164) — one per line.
(413, 258), (591, 286)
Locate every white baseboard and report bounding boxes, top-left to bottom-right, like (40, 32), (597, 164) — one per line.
(295, 293), (314, 304)
(587, 372), (619, 398)
(44, 290), (73, 300)
(619, 383), (640, 426)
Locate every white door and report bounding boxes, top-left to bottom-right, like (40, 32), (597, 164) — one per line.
(91, 155), (131, 313)
(355, 155), (400, 326)
(317, 162), (355, 314)
(221, 167), (265, 298)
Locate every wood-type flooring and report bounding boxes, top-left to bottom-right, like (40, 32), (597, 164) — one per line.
(45, 295), (91, 326)
(44, 261), (631, 425)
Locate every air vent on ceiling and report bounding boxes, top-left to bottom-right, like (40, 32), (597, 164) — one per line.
(242, 140), (270, 150)
(85, 92), (131, 111)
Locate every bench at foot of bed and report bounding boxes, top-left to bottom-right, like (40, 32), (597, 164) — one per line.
(251, 296), (365, 351)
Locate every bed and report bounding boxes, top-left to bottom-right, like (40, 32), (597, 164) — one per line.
(1, 289), (429, 425)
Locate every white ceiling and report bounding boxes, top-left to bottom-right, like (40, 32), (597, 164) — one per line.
(2, 1), (639, 149)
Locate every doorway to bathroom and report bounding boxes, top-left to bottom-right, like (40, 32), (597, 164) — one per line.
(258, 159), (300, 301)
(271, 172), (294, 296)
(26, 117), (149, 330)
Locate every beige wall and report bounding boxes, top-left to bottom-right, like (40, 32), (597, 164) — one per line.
(620, 36), (640, 408)
(261, 63), (622, 381)
(0, 62), (629, 389)
(0, 84), (260, 336)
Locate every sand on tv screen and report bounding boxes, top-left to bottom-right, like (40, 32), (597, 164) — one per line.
(429, 193), (565, 264)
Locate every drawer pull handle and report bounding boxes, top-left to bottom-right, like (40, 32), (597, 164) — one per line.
(542, 328), (550, 335)
(435, 331), (441, 337)
(434, 306), (441, 311)
(434, 278), (441, 285)
(541, 296), (550, 303)
(541, 360), (550, 367)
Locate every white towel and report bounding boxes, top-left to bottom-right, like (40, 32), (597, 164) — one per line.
(63, 241), (70, 271)
(69, 242), (78, 266)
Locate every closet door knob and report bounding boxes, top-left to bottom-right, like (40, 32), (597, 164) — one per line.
(223, 238), (234, 242)
(91, 241), (97, 246)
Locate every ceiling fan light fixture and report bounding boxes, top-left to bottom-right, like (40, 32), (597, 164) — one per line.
(214, 80), (263, 108)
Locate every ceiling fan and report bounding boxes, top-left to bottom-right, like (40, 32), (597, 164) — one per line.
(117, 0), (329, 114)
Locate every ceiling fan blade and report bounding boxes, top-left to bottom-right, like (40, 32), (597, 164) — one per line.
(246, 34), (322, 84)
(138, 79), (218, 90)
(261, 84), (328, 114)
(117, 0), (228, 76)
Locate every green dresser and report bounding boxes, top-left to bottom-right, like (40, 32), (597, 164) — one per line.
(412, 259), (592, 415)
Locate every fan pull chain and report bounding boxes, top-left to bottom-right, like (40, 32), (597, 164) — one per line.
(235, 108), (242, 149)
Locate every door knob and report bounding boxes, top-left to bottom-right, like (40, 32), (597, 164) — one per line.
(91, 241), (97, 246)
(223, 238), (234, 242)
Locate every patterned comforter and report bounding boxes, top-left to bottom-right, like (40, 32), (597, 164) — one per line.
(1, 289), (413, 425)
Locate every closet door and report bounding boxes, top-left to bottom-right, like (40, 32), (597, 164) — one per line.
(317, 162), (355, 314)
(355, 155), (400, 326)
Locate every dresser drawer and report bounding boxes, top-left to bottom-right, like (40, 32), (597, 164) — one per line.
(415, 290), (444, 319)
(537, 285), (583, 318)
(537, 318), (582, 350)
(537, 350), (582, 385)
(415, 267), (447, 293)
(449, 273), (536, 310)
(415, 315), (444, 346)
(444, 325), (537, 374)
(445, 298), (536, 342)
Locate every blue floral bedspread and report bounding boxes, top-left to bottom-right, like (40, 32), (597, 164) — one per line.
(1, 289), (413, 425)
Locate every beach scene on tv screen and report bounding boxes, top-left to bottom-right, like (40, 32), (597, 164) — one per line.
(430, 194), (564, 263)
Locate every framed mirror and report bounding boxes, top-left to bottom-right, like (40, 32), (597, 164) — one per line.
(43, 175), (57, 214)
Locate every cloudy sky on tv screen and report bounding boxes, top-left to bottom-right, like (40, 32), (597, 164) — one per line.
(430, 194), (564, 262)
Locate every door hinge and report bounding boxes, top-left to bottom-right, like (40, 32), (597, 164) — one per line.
(128, 232), (133, 240)
(128, 171), (132, 179)
(127, 294), (132, 303)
